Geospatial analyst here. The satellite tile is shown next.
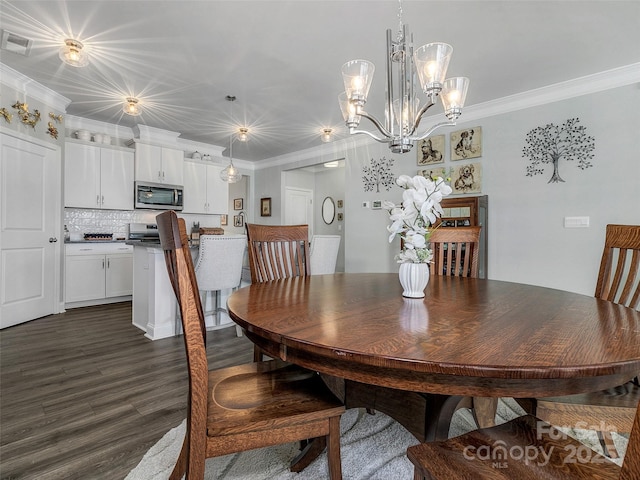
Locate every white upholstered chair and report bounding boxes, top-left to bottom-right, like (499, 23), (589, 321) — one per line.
(194, 235), (246, 336)
(309, 235), (341, 275)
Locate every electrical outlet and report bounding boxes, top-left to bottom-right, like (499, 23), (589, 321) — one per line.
(564, 216), (590, 228)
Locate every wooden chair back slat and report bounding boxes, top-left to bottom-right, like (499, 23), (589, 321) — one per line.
(428, 226), (481, 278)
(595, 224), (640, 309)
(246, 224), (310, 283)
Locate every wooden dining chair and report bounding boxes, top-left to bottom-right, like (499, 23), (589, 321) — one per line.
(245, 223), (311, 361)
(245, 223), (311, 282)
(407, 399), (640, 479)
(428, 226), (496, 430)
(156, 211), (344, 480)
(531, 224), (640, 458)
(428, 226), (481, 278)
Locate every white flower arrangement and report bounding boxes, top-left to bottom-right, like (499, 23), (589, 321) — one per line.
(383, 174), (453, 264)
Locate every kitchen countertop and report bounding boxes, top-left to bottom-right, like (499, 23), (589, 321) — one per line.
(125, 239), (199, 248)
(65, 240), (128, 244)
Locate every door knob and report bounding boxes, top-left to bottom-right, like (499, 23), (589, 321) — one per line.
(49, 237), (58, 243)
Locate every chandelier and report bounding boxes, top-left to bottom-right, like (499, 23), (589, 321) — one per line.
(339, 2), (469, 153)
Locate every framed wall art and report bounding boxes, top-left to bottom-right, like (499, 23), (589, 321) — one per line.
(233, 215), (244, 227)
(417, 135), (445, 165)
(451, 162), (482, 194)
(451, 126), (482, 161)
(234, 198), (243, 210)
(260, 197), (272, 217)
(417, 167), (447, 180)
(220, 214), (228, 226)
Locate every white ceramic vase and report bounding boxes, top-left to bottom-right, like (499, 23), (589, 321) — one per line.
(399, 262), (430, 298)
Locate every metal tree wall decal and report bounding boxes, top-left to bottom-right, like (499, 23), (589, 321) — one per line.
(522, 117), (595, 183)
(362, 156), (396, 192)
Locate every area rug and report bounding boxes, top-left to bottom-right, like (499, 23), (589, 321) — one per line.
(126, 399), (627, 480)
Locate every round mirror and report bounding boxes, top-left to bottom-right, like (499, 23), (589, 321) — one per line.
(322, 196), (335, 224)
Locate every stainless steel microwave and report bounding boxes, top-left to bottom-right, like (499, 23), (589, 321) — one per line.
(134, 181), (183, 211)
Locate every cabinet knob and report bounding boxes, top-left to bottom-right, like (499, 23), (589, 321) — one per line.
(49, 237), (58, 243)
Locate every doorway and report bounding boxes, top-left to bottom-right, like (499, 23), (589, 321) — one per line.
(284, 187), (314, 238)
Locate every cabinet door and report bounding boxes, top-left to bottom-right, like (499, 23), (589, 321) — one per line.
(64, 143), (101, 208)
(183, 161), (207, 213)
(100, 148), (134, 210)
(105, 253), (133, 297)
(161, 147), (184, 185)
(205, 164), (229, 214)
(65, 254), (106, 302)
(134, 143), (162, 183)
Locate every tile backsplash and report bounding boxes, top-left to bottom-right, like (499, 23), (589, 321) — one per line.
(64, 208), (160, 239)
(64, 208), (224, 240)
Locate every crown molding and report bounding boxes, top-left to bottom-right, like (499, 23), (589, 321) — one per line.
(459, 63), (640, 123)
(66, 114), (134, 139)
(0, 63), (71, 111)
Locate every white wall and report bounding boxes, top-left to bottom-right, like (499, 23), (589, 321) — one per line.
(342, 84), (640, 295)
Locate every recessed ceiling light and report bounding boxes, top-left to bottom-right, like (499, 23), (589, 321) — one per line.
(123, 97), (141, 116)
(59, 38), (89, 67)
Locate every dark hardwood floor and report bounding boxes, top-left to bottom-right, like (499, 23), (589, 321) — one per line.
(0, 302), (254, 479)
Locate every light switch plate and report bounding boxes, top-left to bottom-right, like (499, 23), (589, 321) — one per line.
(564, 216), (590, 228)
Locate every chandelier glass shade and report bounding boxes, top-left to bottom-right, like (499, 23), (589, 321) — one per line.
(340, 23), (469, 153)
(219, 133), (243, 184)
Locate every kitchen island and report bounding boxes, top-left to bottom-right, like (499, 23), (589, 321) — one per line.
(128, 240), (248, 340)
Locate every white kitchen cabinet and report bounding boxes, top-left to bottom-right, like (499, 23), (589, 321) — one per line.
(134, 143), (184, 185)
(65, 141), (134, 210)
(183, 161), (228, 214)
(65, 243), (133, 305)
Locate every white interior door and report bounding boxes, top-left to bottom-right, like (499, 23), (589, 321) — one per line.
(1, 131), (60, 328)
(284, 187), (313, 238)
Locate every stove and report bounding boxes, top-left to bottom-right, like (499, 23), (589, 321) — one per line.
(129, 223), (160, 242)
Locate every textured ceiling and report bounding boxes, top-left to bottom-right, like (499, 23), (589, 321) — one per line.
(1, 0), (639, 161)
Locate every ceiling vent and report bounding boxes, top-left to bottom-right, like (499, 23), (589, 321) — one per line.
(1, 30), (33, 56)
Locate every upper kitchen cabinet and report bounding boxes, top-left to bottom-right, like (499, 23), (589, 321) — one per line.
(65, 141), (134, 210)
(183, 161), (228, 214)
(134, 143), (184, 185)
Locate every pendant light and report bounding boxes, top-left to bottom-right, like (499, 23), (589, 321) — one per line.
(220, 95), (244, 184)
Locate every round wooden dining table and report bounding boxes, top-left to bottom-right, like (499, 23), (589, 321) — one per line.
(228, 273), (640, 441)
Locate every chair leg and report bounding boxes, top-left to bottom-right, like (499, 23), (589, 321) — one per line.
(169, 436), (188, 480)
(253, 344), (264, 362)
(327, 415), (343, 480)
(598, 430), (620, 458)
(472, 397), (498, 428)
(290, 437), (326, 473)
